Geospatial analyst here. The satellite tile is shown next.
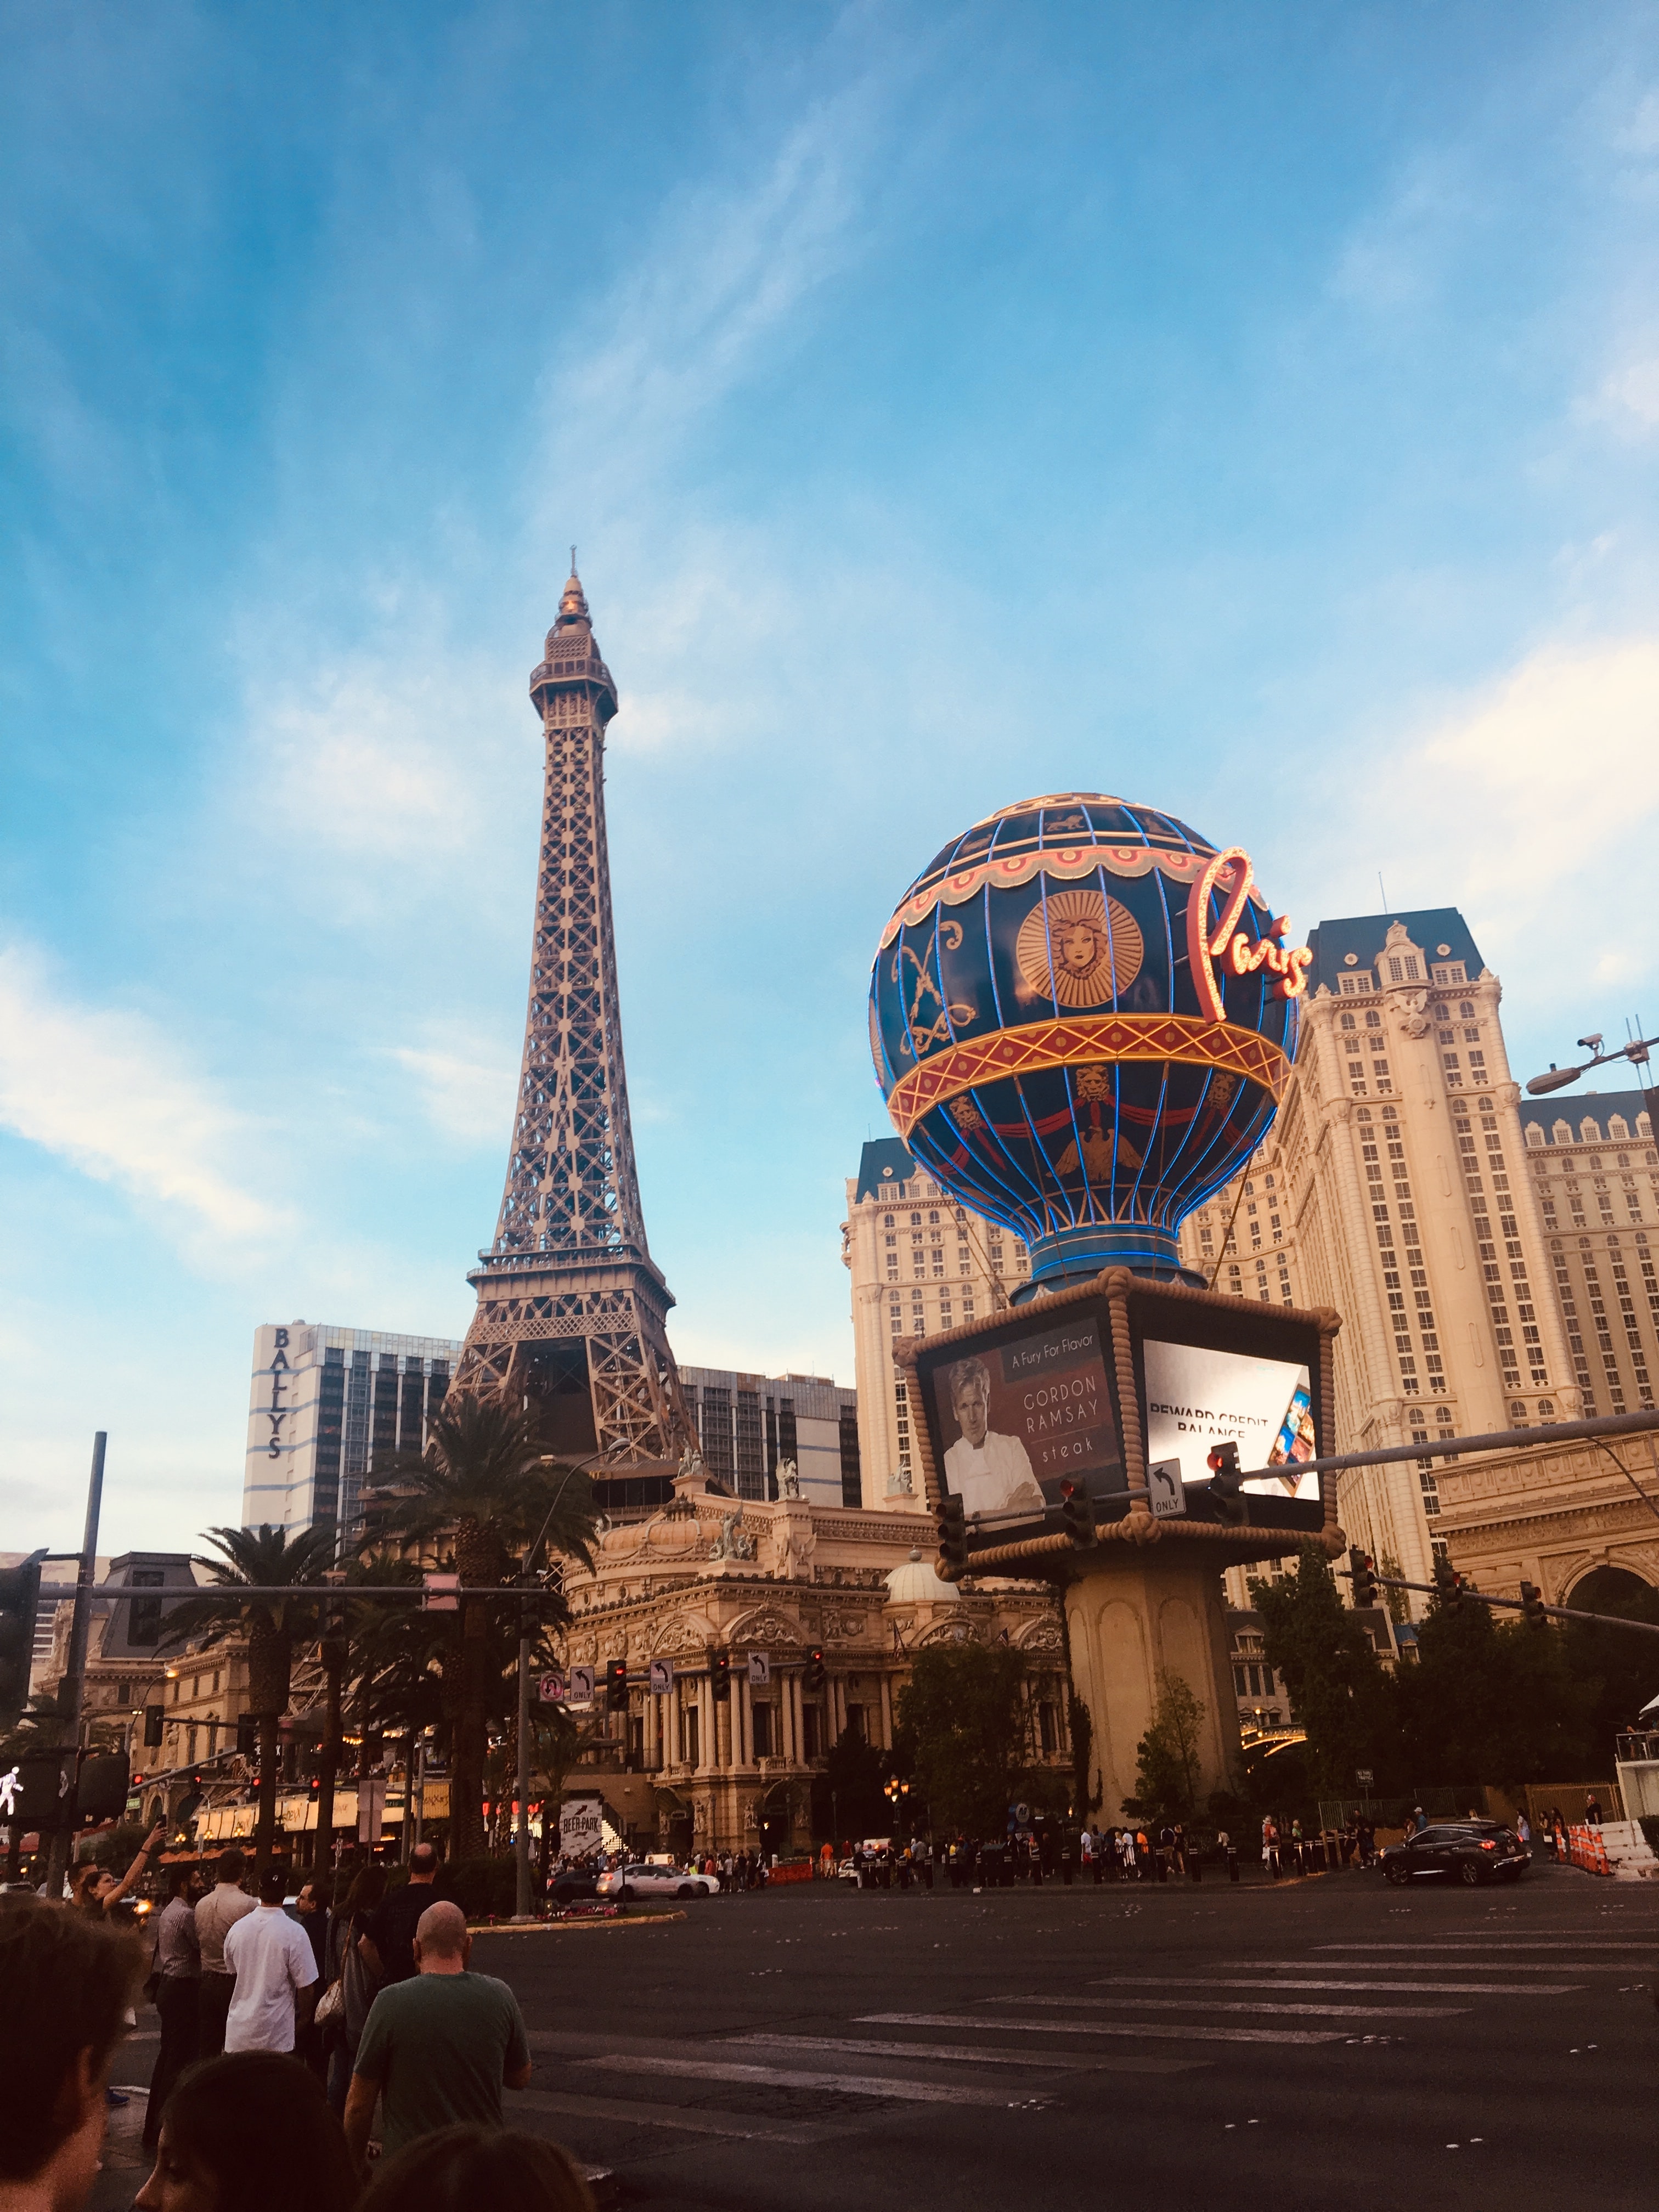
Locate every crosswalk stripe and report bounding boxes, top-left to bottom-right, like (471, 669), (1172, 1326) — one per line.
(1086, 1975), (1574, 1995)
(857, 2012), (1347, 2047)
(983, 1994), (1464, 2020)
(582, 2053), (1008, 2105)
(723, 2034), (1202, 2073)
(517, 2086), (822, 2145)
(1220, 1959), (1635, 1974)
(1315, 1943), (1657, 1955)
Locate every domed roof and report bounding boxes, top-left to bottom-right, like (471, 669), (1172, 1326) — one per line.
(557, 567), (589, 623)
(884, 1547), (960, 1604)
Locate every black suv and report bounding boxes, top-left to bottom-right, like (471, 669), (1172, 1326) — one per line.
(1380, 1820), (1531, 1886)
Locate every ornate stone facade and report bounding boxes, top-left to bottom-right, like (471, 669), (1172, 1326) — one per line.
(552, 1469), (1070, 1855)
(1434, 1431), (1659, 1606)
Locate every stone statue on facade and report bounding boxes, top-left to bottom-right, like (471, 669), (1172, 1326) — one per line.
(777, 1458), (801, 1500)
(708, 1511), (757, 1563)
(678, 1443), (704, 1482)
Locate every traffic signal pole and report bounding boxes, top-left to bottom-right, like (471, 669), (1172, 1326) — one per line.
(1349, 1565), (1659, 1637)
(48, 1432), (105, 1895)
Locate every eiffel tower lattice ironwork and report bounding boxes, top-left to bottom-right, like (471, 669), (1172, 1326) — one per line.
(455, 565), (691, 1463)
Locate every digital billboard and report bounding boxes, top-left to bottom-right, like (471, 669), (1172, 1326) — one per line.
(921, 1312), (1125, 1545)
(1142, 1339), (1318, 1499)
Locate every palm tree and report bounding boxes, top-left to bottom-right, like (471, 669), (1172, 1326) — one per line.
(163, 1523), (337, 1879)
(366, 1391), (596, 1861)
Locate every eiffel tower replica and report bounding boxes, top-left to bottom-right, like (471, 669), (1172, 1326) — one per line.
(455, 563), (692, 1464)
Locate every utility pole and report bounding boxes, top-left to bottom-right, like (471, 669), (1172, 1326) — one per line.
(514, 1587), (535, 1921)
(48, 1434), (106, 1895)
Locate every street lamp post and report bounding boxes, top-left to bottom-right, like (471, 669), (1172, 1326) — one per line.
(513, 1451), (609, 1924)
(1525, 1029), (1657, 1097)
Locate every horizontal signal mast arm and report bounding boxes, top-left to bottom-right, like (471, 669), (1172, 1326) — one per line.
(1246, 1406), (1659, 1483)
(33, 1585), (562, 1600)
(1362, 1572), (1659, 1639)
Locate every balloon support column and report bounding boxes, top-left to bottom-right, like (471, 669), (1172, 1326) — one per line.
(898, 1269), (1347, 1825)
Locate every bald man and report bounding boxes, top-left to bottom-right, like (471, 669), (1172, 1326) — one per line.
(343, 1899), (531, 2170)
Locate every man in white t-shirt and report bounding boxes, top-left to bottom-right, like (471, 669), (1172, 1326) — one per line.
(223, 1866), (319, 2053)
(942, 1357), (1043, 1521)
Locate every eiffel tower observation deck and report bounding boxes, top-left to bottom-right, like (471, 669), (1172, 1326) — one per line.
(456, 565), (692, 1464)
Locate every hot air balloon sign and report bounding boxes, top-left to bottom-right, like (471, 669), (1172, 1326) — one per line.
(869, 794), (1313, 1296)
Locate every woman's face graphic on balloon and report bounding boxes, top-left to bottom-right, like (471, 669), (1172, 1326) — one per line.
(1058, 921), (1098, 976)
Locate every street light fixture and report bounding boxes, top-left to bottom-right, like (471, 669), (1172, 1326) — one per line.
(1525, 1029), (1657, 1096)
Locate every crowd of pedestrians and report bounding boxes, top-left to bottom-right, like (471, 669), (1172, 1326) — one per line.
(689, 1847), (769, 1891)
(0, 1844), (594, 2212)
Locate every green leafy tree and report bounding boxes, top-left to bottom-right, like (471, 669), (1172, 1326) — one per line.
(894, 1643), (1026, 1839)
(163, 1523), (338, 1877)
(1132, 1671), (1206, 1823)
(812, 1729), (891, 1847)
(1560, 1573), (1659, 1762)
(1251, 1541), (1402, 1796)
(1401, 1594), (1598, 1789)
(367, 1392), (595, 1859)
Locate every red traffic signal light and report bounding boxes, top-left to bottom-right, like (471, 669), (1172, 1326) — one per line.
(711, 1651), (731, 1701)
(804, 1648), (826, 1692)
(605, 1660), (629, 1711)
(1059, 1480), (1096, 1545)
(935, 1493), (967, 1573)
(1348, 1547), (1379, 1607)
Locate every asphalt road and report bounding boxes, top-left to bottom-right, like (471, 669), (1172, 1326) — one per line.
(106, 1857), (1656, 2211)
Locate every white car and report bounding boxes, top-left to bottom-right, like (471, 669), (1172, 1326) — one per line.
(596, 1861), (720, 1901)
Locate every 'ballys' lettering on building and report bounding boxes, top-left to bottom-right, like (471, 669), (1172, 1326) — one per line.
(264, 1327), (291, 1459)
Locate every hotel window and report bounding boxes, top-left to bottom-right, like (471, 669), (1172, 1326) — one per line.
(1459, 1002), (1475, 1019)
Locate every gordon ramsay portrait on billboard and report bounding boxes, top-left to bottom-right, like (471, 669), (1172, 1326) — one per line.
(924, 1314), (1125, 1541)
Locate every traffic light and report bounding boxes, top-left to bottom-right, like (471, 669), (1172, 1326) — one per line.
(0, 1555), (43, 1717)
(236, 1713), (257, 1757)
(143, 1705), (165, 1748)
(1059, 1481), (1096, 1545)
(8, 1750), (77, 1833)
(1205, 1441), (1246, 1525)
(1348, 1547), (1379, 1607)
(1520, 1579), (1547, 1627)
(712, 1651), (731, 1702)
(804, 1648), (826, 1692)
(1432, 1555), (1464, 1609)
(605, 1659), (629, 1711)
(76, 1754), (131, 1826)
(935, 1492), (968, 1574)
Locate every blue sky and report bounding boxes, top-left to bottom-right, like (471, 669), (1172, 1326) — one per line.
(5, 2), (1659, 1555)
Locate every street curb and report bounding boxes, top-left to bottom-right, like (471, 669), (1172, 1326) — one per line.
(468, 1910), (687, 1934)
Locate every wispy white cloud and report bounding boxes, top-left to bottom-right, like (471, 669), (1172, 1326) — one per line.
(1300, 635), (1659, 1011)
(1590, 355), (1659, 435)
(244, 651), (496, 861)
(542, 84), (882, 481)
(0, 945), (283, 1241)
(1328, 150), (1477, 315)
(387, 1036), (517, 1147)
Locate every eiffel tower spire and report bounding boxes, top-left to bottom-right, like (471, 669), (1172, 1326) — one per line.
(455, 568), (691, 1462)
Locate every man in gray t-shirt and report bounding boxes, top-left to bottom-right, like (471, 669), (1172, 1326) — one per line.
(343, 1900), (531, 2168)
